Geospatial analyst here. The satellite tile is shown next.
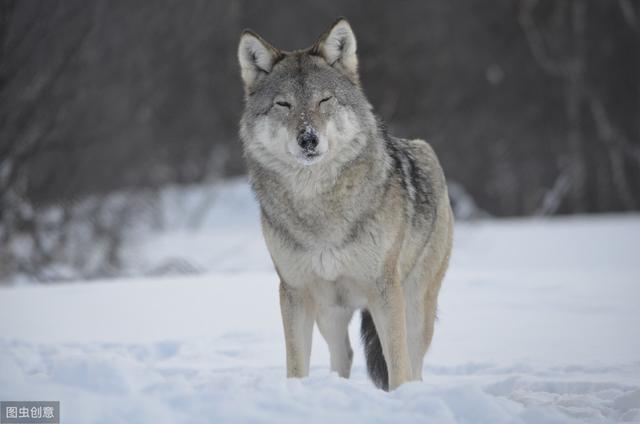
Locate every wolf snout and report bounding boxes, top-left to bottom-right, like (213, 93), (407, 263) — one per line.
(297, 130), (319, 152)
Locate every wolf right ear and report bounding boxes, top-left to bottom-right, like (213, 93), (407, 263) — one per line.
(312, 18), (359, 84)
(238, 31), (281, 94)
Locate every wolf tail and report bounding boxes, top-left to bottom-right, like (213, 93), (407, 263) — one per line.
(360, 309), (389, 391)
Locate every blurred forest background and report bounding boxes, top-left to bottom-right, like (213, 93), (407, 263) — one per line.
(1, 0), (639, 281)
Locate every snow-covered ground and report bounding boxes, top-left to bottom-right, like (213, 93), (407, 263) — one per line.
(1, 180), (639, 423)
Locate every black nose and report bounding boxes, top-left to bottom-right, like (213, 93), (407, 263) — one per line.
(297, 131), (318, 151)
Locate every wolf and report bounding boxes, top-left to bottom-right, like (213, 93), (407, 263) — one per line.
(237, 18), (453, 391)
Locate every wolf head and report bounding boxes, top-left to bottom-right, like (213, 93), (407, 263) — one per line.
(238, 18), (377, 173)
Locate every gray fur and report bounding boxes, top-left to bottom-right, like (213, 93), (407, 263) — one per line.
(238, 18), (453, 391)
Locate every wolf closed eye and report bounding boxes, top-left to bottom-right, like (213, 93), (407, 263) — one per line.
(275, 101), (291, 109)
(238, 17), (453, 391)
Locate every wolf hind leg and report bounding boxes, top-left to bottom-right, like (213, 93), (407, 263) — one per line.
(407, 300), (438, 380)
(405, 293), (429, 380)
(316, 306), (354, 378)
(409, 251), (450, 380)
(367, 283), (412, 390)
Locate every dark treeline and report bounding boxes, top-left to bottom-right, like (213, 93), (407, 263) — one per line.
(1, 0), (639, 218)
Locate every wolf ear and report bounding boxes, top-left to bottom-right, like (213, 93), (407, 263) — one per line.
(313, 18), (359, 84)
(238, 30), (281, 94)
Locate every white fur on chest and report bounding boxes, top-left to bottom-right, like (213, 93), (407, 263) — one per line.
(264, 218), (387, 288)
(311, 247), (344, 281)
(308, 242), (382, 283)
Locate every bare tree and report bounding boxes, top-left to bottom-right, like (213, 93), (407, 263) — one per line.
(520, 0), (639, 214)
(0, 1), (157, 281)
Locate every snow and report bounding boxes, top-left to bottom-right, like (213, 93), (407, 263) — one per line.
(1, 179), (639, 423)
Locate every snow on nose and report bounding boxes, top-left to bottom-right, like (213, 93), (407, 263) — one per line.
(297, 127), (318, 152)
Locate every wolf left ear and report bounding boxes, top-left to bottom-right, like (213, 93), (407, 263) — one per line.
(238, 30), (281, 94)
(313, 18), (359, 84)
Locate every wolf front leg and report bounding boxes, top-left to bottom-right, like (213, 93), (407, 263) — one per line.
(279, 281), (315, 378)
(368, 281), (412, 390)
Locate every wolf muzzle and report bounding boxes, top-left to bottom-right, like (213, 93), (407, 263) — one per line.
(297, 129), (319, 153)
